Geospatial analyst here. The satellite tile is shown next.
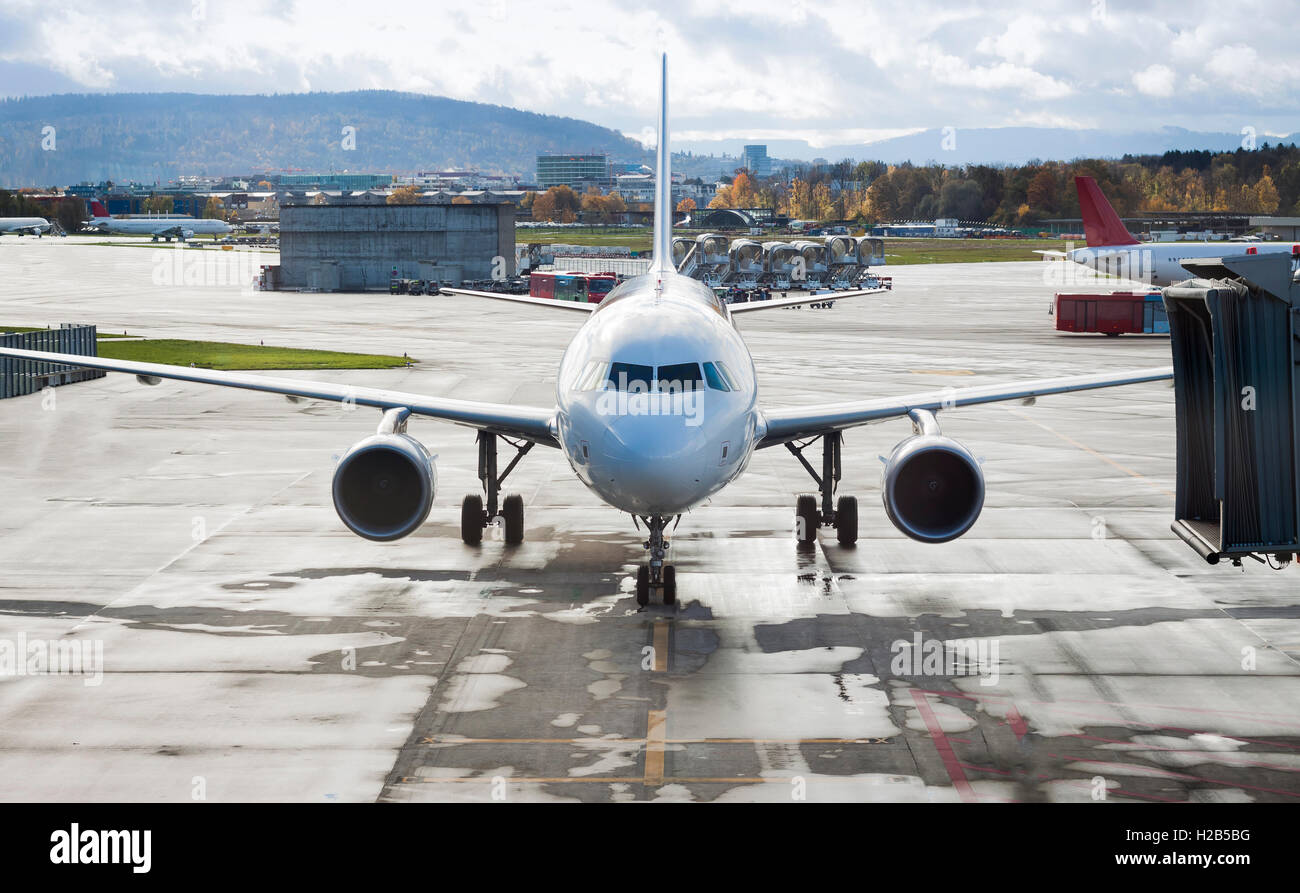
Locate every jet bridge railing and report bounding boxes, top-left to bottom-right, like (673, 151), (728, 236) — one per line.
(0, 324), (105, 399)
(1164, 253), (1300, 566)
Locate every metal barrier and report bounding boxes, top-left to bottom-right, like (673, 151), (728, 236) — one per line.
(1164, 253), (1300, 566)
(0, 324), (105, 399)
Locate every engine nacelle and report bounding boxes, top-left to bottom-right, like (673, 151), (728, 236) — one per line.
(881, 432), (984, 543)
(332, 433), (435, 541)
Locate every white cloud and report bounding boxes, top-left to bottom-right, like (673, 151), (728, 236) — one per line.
(0, 0), (1297, 143)
(1132, 64), (1176, 98)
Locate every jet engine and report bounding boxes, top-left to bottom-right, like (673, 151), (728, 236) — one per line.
(332, 433), (436, 541)
(881, 410), (984, 543)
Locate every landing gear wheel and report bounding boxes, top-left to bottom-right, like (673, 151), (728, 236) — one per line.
(635, 565), (650, 607)
(836, 495), (859, 546)
(460, 494), (484, 545)
(662, 565), (676, 605)
(796, 494), (818, 545)
(502, 493), (524, 545)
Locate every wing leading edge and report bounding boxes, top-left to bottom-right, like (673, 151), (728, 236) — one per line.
(727, 286), (889, 314)
(439, 287), (597, 313)
(757, 366), (1173, 447)
(0, 347), (559, 446)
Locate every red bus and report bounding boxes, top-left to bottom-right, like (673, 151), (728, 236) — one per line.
(529, 271), (617, 304)
(1055, 291), (1168, 336)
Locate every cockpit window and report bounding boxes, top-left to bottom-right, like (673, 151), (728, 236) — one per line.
(604, 361), (654, 392)
(656, 362), (703, 393)
(703, 360), (742, 392)
(575, 360), (609, 391)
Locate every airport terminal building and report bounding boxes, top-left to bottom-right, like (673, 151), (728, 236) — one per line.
(278, 200), (515, 291)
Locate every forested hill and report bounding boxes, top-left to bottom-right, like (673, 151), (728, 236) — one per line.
(0, 91), (651, 186)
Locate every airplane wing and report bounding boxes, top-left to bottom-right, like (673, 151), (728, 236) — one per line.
(0, 346), (559, 447)
(757, 366), (1173, 447)
(728, 286), (888, 314)
(1033, 249), (1068, 259)
(440, 287), (596, 313)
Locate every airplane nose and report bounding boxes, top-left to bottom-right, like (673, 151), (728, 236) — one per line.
(591, 410), (715, 513)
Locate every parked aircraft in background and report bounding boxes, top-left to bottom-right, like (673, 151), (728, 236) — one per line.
(1049, 176), (1300, 286)
(88, 200), (231, 241)
(0, 217), (52, 236)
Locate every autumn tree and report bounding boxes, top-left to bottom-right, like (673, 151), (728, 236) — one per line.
(387, 185), (422, 205)
(532, 185), (581, 222)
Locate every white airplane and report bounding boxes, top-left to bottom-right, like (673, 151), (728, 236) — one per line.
(0, 56), (1173, 606)
(0, 217), (53, 236)
(88, 200), (232, 241)
(1046, 176), (1300, 286)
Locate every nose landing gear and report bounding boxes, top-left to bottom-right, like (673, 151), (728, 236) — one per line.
(634, 514), (678, 607)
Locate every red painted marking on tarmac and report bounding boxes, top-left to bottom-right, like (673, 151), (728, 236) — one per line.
(911, 689), (977, 803)
(1006, 704), (1029, 741)
(960, 763), (1011, 776)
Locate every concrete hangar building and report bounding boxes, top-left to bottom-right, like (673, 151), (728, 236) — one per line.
(277, 196), (515, 291)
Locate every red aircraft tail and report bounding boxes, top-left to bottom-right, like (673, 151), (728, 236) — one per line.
(1075, 176), (1138, 247)
(90, 200), (109, 218)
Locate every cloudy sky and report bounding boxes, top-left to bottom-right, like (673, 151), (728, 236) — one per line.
(1, 0), (1296, 147)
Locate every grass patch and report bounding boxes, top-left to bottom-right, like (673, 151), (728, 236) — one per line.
(883, 237), (1070, 265)
(96, 339), (413, 370)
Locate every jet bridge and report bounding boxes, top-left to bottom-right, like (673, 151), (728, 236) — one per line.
(1164, 251), (1300, 568)
(763, 242), (798, 290)
(790, 240), (828, 288)
(826, 235), (860, 287)
(726, 239), (764, 287)
(694, 233), (730, 286)
(672, 237), (697, 276)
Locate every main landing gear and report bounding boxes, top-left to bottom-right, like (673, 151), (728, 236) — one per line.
(785, 432), (858, 547)
(461, 432), (534, 546)
(633, 514), (678, 607)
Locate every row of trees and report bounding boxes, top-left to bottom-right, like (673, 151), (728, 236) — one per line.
(705, 144), (1300, 225)
(522, 185), (630, 223)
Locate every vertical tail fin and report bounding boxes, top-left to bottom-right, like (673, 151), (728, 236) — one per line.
(1075, 176), (1138, 247)
(651, 53), (673, 274)
(90, 200), (108, 218)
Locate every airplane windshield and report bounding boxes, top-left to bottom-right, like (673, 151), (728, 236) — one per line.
(703, 361), (742, 392)
(656, 363), (703, 393)
(604, 362), (654, 392)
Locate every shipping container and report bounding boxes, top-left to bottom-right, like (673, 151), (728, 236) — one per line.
(1054, 291), (1168, 336)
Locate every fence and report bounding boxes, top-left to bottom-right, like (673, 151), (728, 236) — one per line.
(0, 325), (105, 399)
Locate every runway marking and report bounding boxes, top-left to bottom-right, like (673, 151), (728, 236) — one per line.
(653, 621), (669, 672)
(1045, 754), (1300, 799)
(910, 369), (974, 376)
(1064, 733), (1300, 774)
(1000, 405), (1174, 498)
(644, 709), (667, 786)
(419, 736), (895, 745)
(1006, 705), (1029, 742)
(398, 776), (772, 785)
(910, 689), (977, 803)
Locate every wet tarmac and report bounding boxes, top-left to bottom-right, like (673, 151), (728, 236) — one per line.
(0, 239), (1296, 802)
